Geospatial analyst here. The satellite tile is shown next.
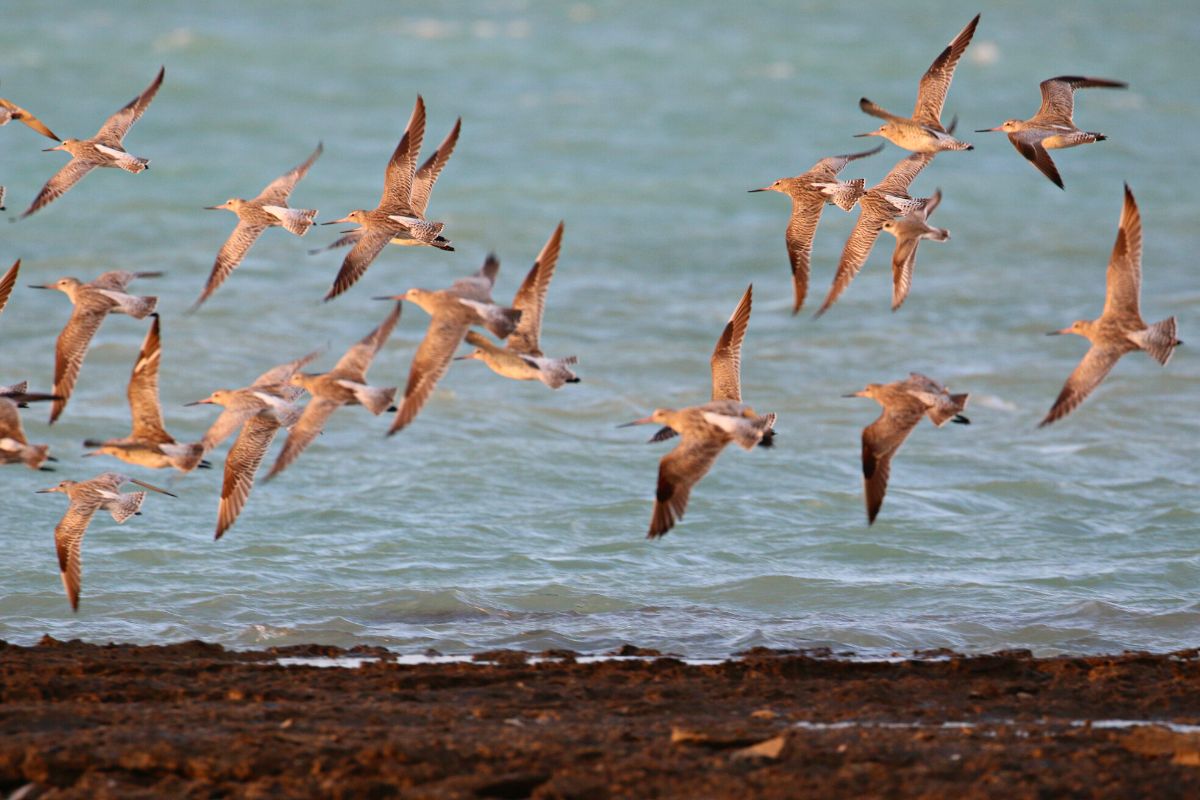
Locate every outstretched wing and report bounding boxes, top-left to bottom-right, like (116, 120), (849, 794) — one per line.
(913, 14), (979, 128)
(22, 158), (98, 218)
(784, 196), (826, 314)
(409, 117), (461, 217)
(1031, 76), (1127, 126)
(506, 222), (564, 356)
(55, 501), (100, 610)
(388, 316), (468, 434)
(50, 295), (113, 424)
(0, 259), (18, 317)
(325, 229), (391, 301)
(128, 315), (172, 443)
(648, 435), (727, 539)
(861, 402), (924, 524)
(1102, 184), (1142, 320)
(264, 397), (340, 482)
(1007, 131), (1063, 189)
(215, 414), (280, 539)
(194, 221), (268, 308)
(95, 66), (165, 145)
(816, 212), (885, 317)
(710, 284), (752, 402)
(1039, 346), (1123, 427)
(255, 142), (323, 206)
(378, 95), (426, 213)
(812, 143), (884, 177)
(876, 152), (934, 196)
(0, 96), (59, 140)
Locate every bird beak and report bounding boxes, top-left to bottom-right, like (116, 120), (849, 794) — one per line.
(853, 131), (879, 138)
(1046, 328), (1068, 336)
(321, 216), (353, 225)
(747, 187), (768, 193)
(35, 487), (56, 493)
(618, 416), (655, 428)
(203, 205), (223, 211)
(842, 390), (869, 398)
(130, 478), (178, 498)
(184, 398), (213, 406)
(373, 292), (407, 301)
(27, 284), (49, 289)
(974, 126), (1002, 133)
(42, 144), (65, 152)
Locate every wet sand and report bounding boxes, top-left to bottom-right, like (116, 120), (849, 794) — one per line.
(2, 638), (1199, 798)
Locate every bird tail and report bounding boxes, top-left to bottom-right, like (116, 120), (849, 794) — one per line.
(21, 443), (52, 470)
(160, 441), (206, 473)
(109, 492), (146, 523)
(1136, 316), (1181, 366)
(339, 380), (398, 415)
(264, 205), (318, 237)
(486, 307), (523, 340)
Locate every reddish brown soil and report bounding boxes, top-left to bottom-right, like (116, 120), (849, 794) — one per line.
(2, 638), (1199, 798)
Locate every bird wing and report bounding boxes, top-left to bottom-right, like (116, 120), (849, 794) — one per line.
(252, 349), (322, 390)
(333, 301), (403, 380)
(1007, 131), (1063, 189)
(890, 233), (921, 312)
(378, 95), (426, 213)
(0, 397), (28, 443)
(813, 143), (884, 176)
(216, 413), (280, 539)
(255, 142), (323, 206)
(816, 210), (886, 316)
(1102, 184), (1143, 320)
(1039, 346), (1123, 427)
(859, 98), (904, 122)
(55, 500), (100, 611)
(648, 434), (727, 538)
(710, 284), (752, 402)
(876, 152), (934, 195)
(264, 396), (340, 482)
(194, 221), (268, 308)
(1031, 76), (1126, 126)
(389, 315), (468, 434)
(127, 315), (172, 443)
(325, 229), (392, 301)
(95, 66), (164, 145)
(922, 187), (942, 219)
(22, 158), (98, 218)
(784, 195), (826, 314)
(912, 14), (979, 128)
(506, 222), (564, 356)
(409, 117), (461, 217)
(0, 96), (60, 140)
(861, 401), (925, 524)
(50, 295), (112, 424)
(0, 259), (18, 317)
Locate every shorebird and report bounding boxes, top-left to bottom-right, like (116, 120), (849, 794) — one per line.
(0, 185), (6, 211)
(22, 67), (164, 218)
(855, 14), (978, 153)
(621, 285), (776, 539)
(0, 259), (19, 317)
(0, 89), (60, 141)
(264, 303), (402, 481)
(1, 381), (60, 407)
(314, 117), (459, 257)
(1, 394), (55, 470)
(187, 351), (318, 538)
(322, 96), (458, 301)
(976, 76), (1127, 189)
(847, 373), (969, 525)
(454, 222), (580, 388)
(193, 143), (323, 309)
(1040, 184), (1180, 427)
(379, 257), (522, 434)
(749, 144), (883, 313)
(880, 187), (950, 311)
(816, 152), (935, 316)
(30, 270), (160, 424)
(82, 315), (209, 472)
(36, 472), (176, 611)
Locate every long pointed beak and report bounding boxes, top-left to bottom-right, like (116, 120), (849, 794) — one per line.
(321, 216), (353, 225)
(974, 127), (1002, 133)
(35, 487), (56, 493)
(184, 399), (212, 406)
(452, 355), (471, 361)
(841, 391), (867, 398)
(748, 188), (768, 193)
(203, 205), (223, 211)
(1046, 329), (1067, 336)
(618, 416), (655, 428)
(42, 144), (65, 152)
(853, 131), (879, 138)
(373, 293), (407, 301)
(129, 478), (178, 498)
(27, 284), (49, 289)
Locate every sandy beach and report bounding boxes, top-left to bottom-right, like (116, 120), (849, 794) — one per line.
(2, 639), (1199, 798)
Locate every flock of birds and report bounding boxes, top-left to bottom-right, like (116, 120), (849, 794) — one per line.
(0, 12), (1184, 613)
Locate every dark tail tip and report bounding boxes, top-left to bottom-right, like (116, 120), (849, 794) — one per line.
(565, 377), (581, 384)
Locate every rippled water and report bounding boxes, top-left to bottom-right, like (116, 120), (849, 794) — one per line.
(1, 1), (1197, 657)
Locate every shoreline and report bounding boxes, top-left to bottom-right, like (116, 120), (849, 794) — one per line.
(3, 639), (1199, 797)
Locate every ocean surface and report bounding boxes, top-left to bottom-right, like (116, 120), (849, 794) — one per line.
(1, 1), (1197, 657)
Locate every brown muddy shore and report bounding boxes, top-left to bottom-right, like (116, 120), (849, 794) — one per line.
(2, 639), (1200, 799)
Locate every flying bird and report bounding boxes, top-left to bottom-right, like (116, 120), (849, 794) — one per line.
(264, 303), (402, 481)
(36, 472), (176, 611)
(22, 66), (164, 218)
(455, 221), (580, 388)
(847, 373), (969, 525)
(855, 14), (979, 153)
(0, 88), (60, 141)
(30, 270), (160, 424)
(193, 143), (323, 308)
(1, 394), (55, 470)
(976, 75), (1127, 189)
(1040, 184), (1180, 426)
(749, 144), (883, 313)
(880, 187), (950, 311)
(379, 256), (522, 434)
(621, 285), (776, 538)
(816, 152), (935, 316)
(82, 315), (208, 471)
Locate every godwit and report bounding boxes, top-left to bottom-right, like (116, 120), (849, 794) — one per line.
(264, 303), (402, 481)
(621, 285), (776, 539)
(22, 67), (164, 218)
(1, 381), (60, 406)
(379, 257), (522, 434)
(36, 471), (176, 611)
(816, 152), (935, 316)
(749, 144), (883, 313)
(1040, 184), (1180, 427)
(855, 14), (978, 153)
(455, 222), (580, 388)
(976, 75), (1127, 189)
(82, 315), (208, 472)
(0, 259), (19, 317)
(322, 96), (457, 301)
(30, 270), (160, 424)
(193, 143), (323, 309)
(0, 89), (60, 141)
(187, 351), (318, 539)
(880, 187), (950, 311)
(847, 373), (969, 525)
(314, 117), (459, 256)
(0, 395), (55, 470)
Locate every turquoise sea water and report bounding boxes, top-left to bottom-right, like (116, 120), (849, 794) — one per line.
(1, 1), (1197, 656)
